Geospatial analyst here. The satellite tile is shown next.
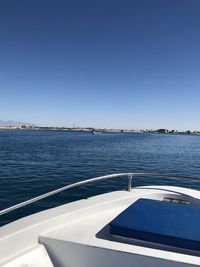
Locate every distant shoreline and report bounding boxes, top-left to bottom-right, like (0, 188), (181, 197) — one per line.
(0, 126), (199, 135)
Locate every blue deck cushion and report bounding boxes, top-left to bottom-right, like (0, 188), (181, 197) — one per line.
(109, 198), (200, 251)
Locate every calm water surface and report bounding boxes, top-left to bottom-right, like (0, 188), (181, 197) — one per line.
(1, 130), (200, 226)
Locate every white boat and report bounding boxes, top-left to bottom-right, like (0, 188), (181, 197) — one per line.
(1, 172), (200, 267)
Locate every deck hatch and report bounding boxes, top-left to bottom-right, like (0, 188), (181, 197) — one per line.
(109, 198), (200, 251)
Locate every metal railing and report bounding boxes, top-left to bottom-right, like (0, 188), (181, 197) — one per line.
(1, 172), (200, 216)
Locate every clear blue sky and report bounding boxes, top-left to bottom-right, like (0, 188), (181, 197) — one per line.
(0, 0), (200, 130)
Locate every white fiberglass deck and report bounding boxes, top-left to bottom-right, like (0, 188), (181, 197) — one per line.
(1, 186), (200, 267)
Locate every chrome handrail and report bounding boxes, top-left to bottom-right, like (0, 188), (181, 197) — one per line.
(1, 172), (200, 216)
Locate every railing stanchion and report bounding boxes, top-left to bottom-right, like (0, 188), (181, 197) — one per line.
(127, 173), (133, 192)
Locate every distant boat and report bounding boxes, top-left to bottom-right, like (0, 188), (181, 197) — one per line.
(91, 130), (104, 134)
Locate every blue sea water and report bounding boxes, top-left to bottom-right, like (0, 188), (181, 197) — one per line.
(0, 130), (200, 226)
